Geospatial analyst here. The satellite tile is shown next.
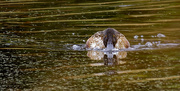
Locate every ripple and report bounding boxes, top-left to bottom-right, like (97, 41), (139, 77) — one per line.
(128, 75), (180, 83)
(63, 66), (174, 79)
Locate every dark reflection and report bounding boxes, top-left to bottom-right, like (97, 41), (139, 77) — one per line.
(87, 50), (127, 66)
(104, 52), (118, 66)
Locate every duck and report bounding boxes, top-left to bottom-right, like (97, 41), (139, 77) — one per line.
(86, 28), (130, 50)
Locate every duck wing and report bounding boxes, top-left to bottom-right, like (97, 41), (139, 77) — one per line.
(86, 31), (105, 49)
(115, 33), (130, 49)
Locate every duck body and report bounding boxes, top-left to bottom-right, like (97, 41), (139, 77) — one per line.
(86, 28), (130, 50)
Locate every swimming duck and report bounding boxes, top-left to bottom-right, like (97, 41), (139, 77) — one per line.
(86, 28), (130, 50)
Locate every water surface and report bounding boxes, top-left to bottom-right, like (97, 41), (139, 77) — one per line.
(0, 0), (180, 90)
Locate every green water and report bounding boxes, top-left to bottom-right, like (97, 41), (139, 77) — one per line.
(1, 0), (180, 90)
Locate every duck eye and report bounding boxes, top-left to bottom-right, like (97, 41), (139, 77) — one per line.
(113, 34), (116, 37)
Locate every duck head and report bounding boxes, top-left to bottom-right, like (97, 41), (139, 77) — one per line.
(103, 28), (117, 50)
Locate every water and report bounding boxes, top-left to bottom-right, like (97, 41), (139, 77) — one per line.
(0, 0), (180, 90)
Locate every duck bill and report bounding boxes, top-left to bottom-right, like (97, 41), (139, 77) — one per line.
(106, 39), (114, 50)
(107, 43), (114, 50)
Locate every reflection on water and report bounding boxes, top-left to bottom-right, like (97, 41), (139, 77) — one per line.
(87, 50), (127, 66)
(1, 0), (180, 90)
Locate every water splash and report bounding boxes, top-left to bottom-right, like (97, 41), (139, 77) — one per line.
(72, 45), (82, 50)
(145, 42), (153, 47)
(157, 33), (166, 38)
(134, 35), (138, 39)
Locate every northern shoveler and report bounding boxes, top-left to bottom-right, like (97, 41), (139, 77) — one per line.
(86, 28), (130, 50)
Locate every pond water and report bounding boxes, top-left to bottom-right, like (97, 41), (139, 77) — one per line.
(1, 0), (180, 90)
